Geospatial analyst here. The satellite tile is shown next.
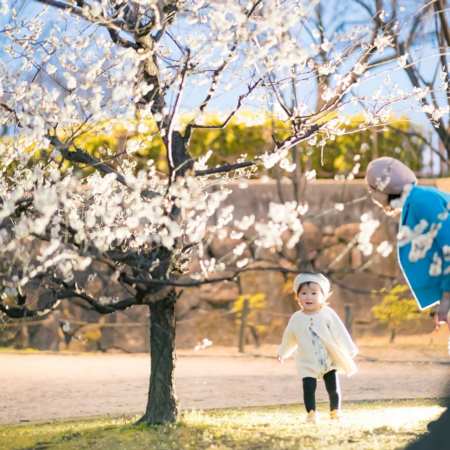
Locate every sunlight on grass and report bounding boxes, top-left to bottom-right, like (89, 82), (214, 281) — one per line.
(0, 399), (444, 450)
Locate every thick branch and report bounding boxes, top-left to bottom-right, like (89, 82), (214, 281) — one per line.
(0, 298), (61, 319)
(35, 0), (129, 35)
(49, 135), (129, 187)
(121, 272), (244, 288)
(0, 102), (22, 127)
(435, 0), (450, 47)
(0, 195), (33, 229)
(59, 290), (137, 314)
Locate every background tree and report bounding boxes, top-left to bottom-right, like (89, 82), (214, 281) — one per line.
(233, 290), (267, 351)
(372, 284), (424, 343)
(358, 0), (450, 173)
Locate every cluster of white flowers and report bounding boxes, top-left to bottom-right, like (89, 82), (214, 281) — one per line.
(0, 154), (236, 286)
(254, 201), (304, 250)
(376, 240), (393, 258)
(304, 170), (317, 181)
(357, 212), (380, 256)
(1, 0), (445, 295)
(234, 215), (255, 231)
(1, 17), (142, 143)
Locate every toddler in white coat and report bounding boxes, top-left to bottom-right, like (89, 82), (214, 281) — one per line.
(277, 272), (358, 423)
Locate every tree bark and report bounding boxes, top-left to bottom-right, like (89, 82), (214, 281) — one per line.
(389, 328), (396, 344)
(139, 291), (178, 425)
(238, 298), (249, 353)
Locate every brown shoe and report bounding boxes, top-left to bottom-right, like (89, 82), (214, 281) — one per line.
(330, 409), (341, 420)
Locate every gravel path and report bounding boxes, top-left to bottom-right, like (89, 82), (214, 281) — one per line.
(0, 352), (448, 425)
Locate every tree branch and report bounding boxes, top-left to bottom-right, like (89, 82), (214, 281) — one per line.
(34, 0), (129, 36)
(0, 102), (22, 127)
(435, 0), (450, 47)
(59, 290), (137, 314)
(195, 161), (255, 177)
(0, 298), (61, 320)
(185, 79), (261, 138)
(49, 135), (129, 187)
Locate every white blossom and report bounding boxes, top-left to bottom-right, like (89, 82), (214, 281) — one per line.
(233, 243), (247, 256)
(234, 215), (255, 231)
(377, 241), (393, 257)
(194, 338), (213, 351)
(280, 158), (296, 172)
(357, 212), (380, 256)
(236, 258), (249, 268)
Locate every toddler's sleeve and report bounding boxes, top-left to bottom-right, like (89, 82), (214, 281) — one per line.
(328, 309), (358, 358)
(277, 318), (298, 360)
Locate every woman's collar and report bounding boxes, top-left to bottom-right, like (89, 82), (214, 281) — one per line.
(397, 183), (415, 224)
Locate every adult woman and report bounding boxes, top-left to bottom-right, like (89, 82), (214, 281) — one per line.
(365, 157), (450, 349)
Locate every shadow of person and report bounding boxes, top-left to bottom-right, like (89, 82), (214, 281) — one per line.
(405, 383), (450, 450)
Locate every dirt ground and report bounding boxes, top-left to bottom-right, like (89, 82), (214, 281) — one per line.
(1, 336), (449, 425)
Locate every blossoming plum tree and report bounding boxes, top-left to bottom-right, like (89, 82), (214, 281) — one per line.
(0, 0), (446, 424)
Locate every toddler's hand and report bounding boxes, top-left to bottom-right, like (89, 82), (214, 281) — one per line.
(277, 356), (283, 364)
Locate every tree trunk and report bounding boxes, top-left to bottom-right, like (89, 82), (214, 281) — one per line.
(389, 328), (396, 344)
(344, 304), (353, 337)
(139, 291), (178, 425)
(238, 298), (250, 353)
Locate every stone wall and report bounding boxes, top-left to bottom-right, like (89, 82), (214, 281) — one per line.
(4, 178), (448, 351)
(177, 178), (448, 348)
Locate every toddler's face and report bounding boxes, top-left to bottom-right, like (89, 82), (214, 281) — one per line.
(297, 282), (324, 312)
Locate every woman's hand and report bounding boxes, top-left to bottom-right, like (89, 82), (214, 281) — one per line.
(437, 293), (450, 324)
(433, 293), (450, 330)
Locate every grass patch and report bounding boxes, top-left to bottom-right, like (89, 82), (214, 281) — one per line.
(0, 399), (445, 450)
(0, 347), (42, 354)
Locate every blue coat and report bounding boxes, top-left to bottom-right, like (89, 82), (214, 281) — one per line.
(398, 185), (450, 310)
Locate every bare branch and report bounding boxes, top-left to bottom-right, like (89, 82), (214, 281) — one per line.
(185, 79), (262, 138)
(195, 161), (255, 177)
(386, 124), (447, 162)
(434, 0), (450, 47)
(108, 28), (139, 50)
(193, 1), (263, 116)
(351, 0), (374, 17)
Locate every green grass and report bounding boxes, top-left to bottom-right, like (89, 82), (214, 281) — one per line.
(0, 399), (445, 450)
(0, 346), (42, 354)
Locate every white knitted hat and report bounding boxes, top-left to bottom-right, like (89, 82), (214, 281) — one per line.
(293, 273), (331, 297)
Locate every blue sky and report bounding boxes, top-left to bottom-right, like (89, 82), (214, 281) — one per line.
(1, 0), (447, 174)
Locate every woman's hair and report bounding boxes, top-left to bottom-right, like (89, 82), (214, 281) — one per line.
(387, 192), (402, 203)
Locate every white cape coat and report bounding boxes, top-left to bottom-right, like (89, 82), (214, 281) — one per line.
(278, 306), (358, 378)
